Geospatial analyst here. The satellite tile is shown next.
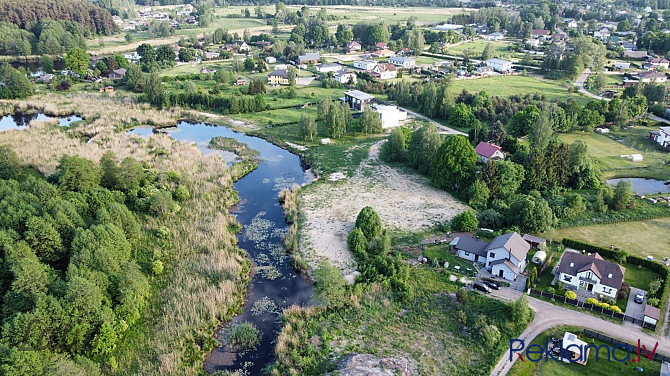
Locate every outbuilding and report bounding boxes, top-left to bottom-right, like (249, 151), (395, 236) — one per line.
(644, 305), (660, 327)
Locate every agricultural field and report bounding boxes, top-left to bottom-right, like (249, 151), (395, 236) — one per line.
(508, 326), (661, 376)
(545, 218), (670, 261)
(558, 130), (670, 179)
(451, 75), (588, 103)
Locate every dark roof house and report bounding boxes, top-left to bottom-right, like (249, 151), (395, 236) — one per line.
(558, 252), (626, 289)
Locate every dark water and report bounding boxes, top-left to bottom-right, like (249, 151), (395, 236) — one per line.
(607, 178), (670, 195)
(128, 121), (314, 375)
(0, 113), (83, 131)
(11, 59), (66, 76)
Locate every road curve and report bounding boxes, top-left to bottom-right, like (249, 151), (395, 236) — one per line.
(489, 288), (670, 376)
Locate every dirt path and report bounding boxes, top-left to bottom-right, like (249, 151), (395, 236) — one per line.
(299, 141), (468, 278)
(489, 288), (670, 376)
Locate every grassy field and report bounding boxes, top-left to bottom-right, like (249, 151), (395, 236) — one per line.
(545, 218), (670, 261)
(423, 244), (477, 276)
(450, 75), (588, 103)
(508, 326), (661, 376)
(558, 130), (670, 179)
(446, 39), (524, 60)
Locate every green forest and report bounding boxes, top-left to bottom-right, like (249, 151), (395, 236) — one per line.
(0, 147), (188, 374)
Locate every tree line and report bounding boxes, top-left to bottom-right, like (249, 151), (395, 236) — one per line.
(0, 20), (87, 57)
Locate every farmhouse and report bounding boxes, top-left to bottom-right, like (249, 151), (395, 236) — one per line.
(353, 60), (378, 70)
(334, 69), (357, 85)
(298, 52), (321, 65)
(638, 71), (667, 83)
(267, 69), (290, 85)
(450, 235), (490, 263)
(372, 63), (397, 79)
(649, 126), (670, 150)
(316, 63), (342, 73)
(485, 232), (530, 281)
(557, 252), (625, 299)
(344, 90), (374, 111)
(475, 141), (505, 163)
(486, 58), (513, 73)
(388, 56), (416, 68)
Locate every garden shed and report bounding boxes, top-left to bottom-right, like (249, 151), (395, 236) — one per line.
(531, 250), (547, 265)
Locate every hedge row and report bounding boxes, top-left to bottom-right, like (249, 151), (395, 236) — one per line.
(562, 238), (670, 304)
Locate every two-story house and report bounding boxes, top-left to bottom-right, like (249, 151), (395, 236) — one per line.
(557, 252), (625, 299)
(485, 232), (530, 281)
(372, 63), (397, 79)
(267, 69), (290, 85)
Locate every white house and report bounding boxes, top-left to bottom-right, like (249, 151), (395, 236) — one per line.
(388, 56), (416, 68)
(265, 56), (277, 64)
(486, 58), (513, 73)
(485, 232), (530, 281)
(334, 69), (357, 85)
(525, 39), (540, 48)
(649, 126), (670, 149)
(373, 105), (407, 128)
(557, 252), (625, 299)
(353, 60), (378, 71)
(484, 32), (504, 41)
(450, 235), (490, 263)
(316, 63), (343, 73)
(614, 61), (631, 70)
(474, 141), (505, 163)
(639, 71), (667, 83)
(372, 63), (397, 79)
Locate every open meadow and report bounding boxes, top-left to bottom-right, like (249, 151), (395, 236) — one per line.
(451, 75), (589, 103)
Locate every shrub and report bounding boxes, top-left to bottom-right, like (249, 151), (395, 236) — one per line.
(313, 261), (349, 310)
(546, 287), (556, 294)
(585, 297), (599, 305)
(451, 210), (478, 232)
(355, 206), (382, 241)
(564, 291), (577, 300)
(151, 260), (164, 275)
(648, 297), (660, 307)
(610, 306), (622, 313)
(603, 297), (616, 306)
(456, 287), (469, 303)
(229, 322), (261, 351)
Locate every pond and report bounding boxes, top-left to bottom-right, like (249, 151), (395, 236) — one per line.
(607, 178), (670, 195)
(0, 113), (83, 131)
(128, 121), (315, 374)
(11, 59), (66, 77)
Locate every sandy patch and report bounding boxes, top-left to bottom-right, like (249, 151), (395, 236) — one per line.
(300, 141), (468, 275)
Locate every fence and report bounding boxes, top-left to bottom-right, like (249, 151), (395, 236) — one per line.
(583, 329), (670, 362)
(529, 288), (657, 331)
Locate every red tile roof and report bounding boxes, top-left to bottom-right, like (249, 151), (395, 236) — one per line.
(475, 142), (503, 159)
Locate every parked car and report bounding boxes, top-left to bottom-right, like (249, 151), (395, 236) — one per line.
(473, 282), (491, 294)
(482, 280), (500, 290)
(634, 291), (645, 304)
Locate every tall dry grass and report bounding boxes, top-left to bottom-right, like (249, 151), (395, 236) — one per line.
(0, 94), (250, 376)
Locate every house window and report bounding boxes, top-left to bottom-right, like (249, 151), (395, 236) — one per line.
(464, 251), (469, 256)
(603, 287), (612, 294)
(563, 275), (572, 282)
(490, 252), (495, 259)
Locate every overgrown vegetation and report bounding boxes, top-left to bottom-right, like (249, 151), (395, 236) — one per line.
(209, 136), (260, 161)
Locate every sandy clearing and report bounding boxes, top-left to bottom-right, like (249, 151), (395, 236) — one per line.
(299, 141), (469, 276)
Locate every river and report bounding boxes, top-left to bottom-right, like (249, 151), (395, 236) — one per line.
(128, 121), (315, 374)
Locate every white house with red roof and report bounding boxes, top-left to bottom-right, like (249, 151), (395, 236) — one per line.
(372, 63), (397, 79)
(475, 141), (505, 163)
(375, 42), (388, 49)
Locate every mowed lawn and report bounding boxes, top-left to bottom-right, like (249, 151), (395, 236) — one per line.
(451, 75), (587, 103)
(558, 131), (670, 179)
(446, 39), (523, 60)
(508, 326), (661, 376)
(545, 218), (670, 261)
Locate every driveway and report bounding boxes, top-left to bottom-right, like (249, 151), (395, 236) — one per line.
(626, 287), (646, 321)
(397, 106), (467, 136)
(488, 288), (670, 376)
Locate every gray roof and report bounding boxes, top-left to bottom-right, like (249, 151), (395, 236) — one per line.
(522, 234), (546, 245)
(317, 63), (340, 68)
(485, 232), (530, 262)
(452, 236), (489, 257)
(558, 252), (625, 289)
(490, 259), (519, 273)
(268, 69), (289, 78)
(298, 52), (320, 61)
(344, 90), (374, 101)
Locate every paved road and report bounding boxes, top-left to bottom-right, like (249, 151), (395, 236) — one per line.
(649, 113), (670, 125)
(399, 107), (467, 135)
(488, 288), (670, 376)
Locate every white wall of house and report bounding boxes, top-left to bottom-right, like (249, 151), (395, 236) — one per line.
(336, 72), (357, 84)
(559, 271), (618, 299)
(354, 61), (377, 70)
(644, 316), (658, 326)
(491, 263), (517, 280)
(457, 249), (477, 262)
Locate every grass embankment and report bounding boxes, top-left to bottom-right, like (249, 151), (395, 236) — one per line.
(0, 94), (250, 376)
(272, 266), (532, 375)
(508, 326), (661, 376)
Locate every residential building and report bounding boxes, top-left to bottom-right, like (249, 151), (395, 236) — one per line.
(345, 41), (361, 53)
(475, 141), (505, 162)
(106, 68), (127, 80)
(373, 104), (407, 128)
(485, 232), (531, 281)
(37, 74), (54, 84)
(265, 56), (277, 64)
(532, 29), (550, 38)
(450, 235), (490, 263)
(649, 126), (670, 150)
(344, 90), (374, 111)
(476, 66), (494, 76)
(484, 32), (504, 41)
(234, 41), (250, 53)
(371, 63), (397, 79)
(624, 50), (648, 59)
(643, 57), (670, 70)
(621, 42), (636, 52)
(431, 24), (464, 31)
(353, 60), (378, 70)
(638, 71), (667, 83)
(614, 61), (631, 70)
(397, 48), (412, 56)
(200, 67), (215, 74)
(525, 39), (540, 48)
(486, 58), (513, 73)
(564, 18), (578, 28)
(375, 42), (388, 49)
(373, 49), (396, 58)
(267, 69), (290, 85)
(334, 69), (357, 85)
(234, 79), (247, 86)
(388, 56), (416, 68)
(204, 51), (220, 59)
(557, 252), (625, 299)
(298, 52), (321, 65)
(316, 63), (342, 73)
